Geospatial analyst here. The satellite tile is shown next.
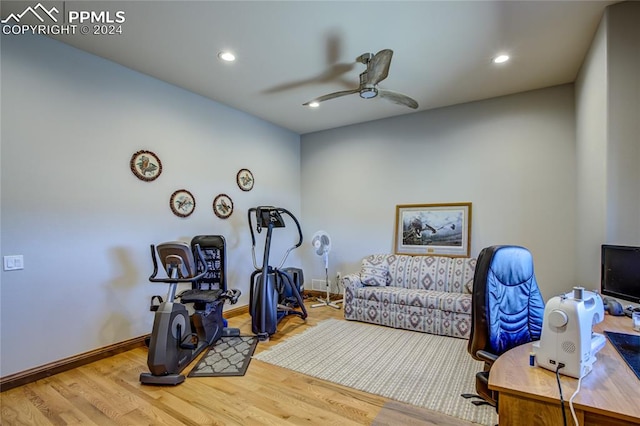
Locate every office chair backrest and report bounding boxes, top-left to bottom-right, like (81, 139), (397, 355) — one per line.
(468, 245), (544, 359)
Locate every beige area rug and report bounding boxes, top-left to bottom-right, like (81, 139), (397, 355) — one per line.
(253, 319), (497, 426)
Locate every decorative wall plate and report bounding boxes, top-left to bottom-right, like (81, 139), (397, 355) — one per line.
(170, 189), (195, 218)
(237, 168), (254, 191)
(213, 194), (233, 219)
(130, 150), (162, 181)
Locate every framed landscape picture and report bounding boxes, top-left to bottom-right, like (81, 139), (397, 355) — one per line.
(394, 202), (472, 257)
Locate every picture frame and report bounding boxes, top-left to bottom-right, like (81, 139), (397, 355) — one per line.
(213, 193), (234, 219)
(170, 189), (195, 218)
(236, 168), (254, 191)
(394, 202), (472, 257)
(130, 150), (162, 181)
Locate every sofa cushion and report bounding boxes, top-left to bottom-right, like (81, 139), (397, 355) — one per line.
(450, 257), (476, 294)
(440, 292), (472, 314)
(386, 254), (476, 293)
(387, 255), (450, 291)
(360, 254), (389, 286)
(394, 289), (441, 309)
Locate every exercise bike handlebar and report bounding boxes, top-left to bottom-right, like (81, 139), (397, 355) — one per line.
(148, 243), (209, 283)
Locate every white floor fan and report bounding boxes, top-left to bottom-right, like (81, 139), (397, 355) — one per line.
(311, 230), (342, 309)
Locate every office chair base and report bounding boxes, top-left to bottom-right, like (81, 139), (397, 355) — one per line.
(461, 393), (494, 407)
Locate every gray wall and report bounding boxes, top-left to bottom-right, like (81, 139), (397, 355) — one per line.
(575, 1), (640, 287)
(301, 85), (577, 302)
(575, 11), (608, 287)
(0, 34), (301, 376)
(606, 2), (640, 245)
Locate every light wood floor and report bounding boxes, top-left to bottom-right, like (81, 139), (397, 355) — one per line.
(1, 300), (475, 425)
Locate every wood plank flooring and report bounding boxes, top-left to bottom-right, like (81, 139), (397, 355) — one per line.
(1, 300), (475, 425)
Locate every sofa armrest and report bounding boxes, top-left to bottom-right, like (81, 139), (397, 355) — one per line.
(342, 273), (364, 290)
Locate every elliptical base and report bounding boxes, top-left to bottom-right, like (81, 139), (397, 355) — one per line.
(139, 372), (185, 386)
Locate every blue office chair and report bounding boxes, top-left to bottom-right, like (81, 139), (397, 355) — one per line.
(463, 245), (545, 409)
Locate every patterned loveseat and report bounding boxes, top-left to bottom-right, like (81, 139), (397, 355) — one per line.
(342, 254), (477, 339)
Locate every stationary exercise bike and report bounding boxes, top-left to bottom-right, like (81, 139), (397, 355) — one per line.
(140, 236), (240, 385)
(248, 206), (307, 341)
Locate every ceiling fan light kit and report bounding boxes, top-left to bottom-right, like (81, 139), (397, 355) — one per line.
(359, 87), (378, 99)
(304, 49), (418, 109)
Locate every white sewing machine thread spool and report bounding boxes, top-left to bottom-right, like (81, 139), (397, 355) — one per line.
(573, 286), (585, 300)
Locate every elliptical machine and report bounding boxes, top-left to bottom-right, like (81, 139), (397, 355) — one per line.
(140, 236), (240, 385)
(248, 206), (307, 341)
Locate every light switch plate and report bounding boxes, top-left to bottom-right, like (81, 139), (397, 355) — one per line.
(3, 255), (24, 271)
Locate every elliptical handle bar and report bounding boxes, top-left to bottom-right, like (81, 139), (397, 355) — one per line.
(148, 243), (209, 283)
(247, 206), (303, 270)
(279, 207), (303, 248)
(274, 207), (303, 269)
(247, 207), (260, 270)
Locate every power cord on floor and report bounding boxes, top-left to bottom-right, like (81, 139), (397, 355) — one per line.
(555, 363), (567, 426)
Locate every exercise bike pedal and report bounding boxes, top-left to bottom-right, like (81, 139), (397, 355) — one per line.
(179, 333), (199, 350)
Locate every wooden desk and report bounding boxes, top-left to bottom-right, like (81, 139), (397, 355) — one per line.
(489, 315), (640, 425)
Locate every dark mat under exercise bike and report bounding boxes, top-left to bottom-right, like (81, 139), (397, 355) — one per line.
(188, 336), (258, 377)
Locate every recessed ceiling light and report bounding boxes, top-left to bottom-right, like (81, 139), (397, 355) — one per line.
(308, 101), (320, 108)
(218, 51), (236, 62)
(492, 54), (510, 64)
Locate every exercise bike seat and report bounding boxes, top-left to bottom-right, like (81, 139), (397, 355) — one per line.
(180, 288), (224, 304)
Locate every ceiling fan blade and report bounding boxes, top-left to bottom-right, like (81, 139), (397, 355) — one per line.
(303, 89), (359, 106)
(378, 89), (419, 109)
(366, 49), (393, 85)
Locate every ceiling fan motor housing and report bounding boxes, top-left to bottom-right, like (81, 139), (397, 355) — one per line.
(359, 71), (378, 99)
(358, 52), (373, 64)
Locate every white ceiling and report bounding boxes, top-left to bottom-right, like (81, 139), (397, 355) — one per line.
(2, 1), (617, 134)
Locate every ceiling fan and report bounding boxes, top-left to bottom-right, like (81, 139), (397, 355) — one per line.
(303, 49), (418, 109)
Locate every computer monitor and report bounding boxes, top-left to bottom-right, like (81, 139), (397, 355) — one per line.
(601, 244), (640, 304)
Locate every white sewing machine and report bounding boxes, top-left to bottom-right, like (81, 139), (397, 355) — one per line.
(533, 287), (606, 378)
